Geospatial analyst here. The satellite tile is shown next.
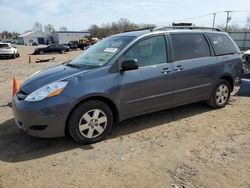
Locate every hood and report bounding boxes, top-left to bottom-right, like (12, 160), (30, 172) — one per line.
(21, 64), (90, 93)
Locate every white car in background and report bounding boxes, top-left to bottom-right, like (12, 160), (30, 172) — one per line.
(0, 43), (19, 59)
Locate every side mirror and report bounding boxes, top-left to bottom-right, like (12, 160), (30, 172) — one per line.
(121, 59), (139, 71)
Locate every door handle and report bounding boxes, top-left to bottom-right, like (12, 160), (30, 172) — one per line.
(174, 65), (184, 71)
(161, 67), (171, 74)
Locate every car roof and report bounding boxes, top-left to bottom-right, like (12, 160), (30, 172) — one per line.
(113, 29), (226, 38)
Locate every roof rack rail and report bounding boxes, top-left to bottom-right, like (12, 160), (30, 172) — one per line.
(152, 26), (223, 32)
(124, 27), (156, 33)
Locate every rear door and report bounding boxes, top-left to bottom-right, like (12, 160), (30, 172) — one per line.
(119, 35), (174, 118)
(169, 33), (220, 106)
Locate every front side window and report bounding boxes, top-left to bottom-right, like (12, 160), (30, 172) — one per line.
(207, 33), (237, 56)
(123, 35), (167, 67)
(70, 36), (135, 67)
(170, 34), (210, 61)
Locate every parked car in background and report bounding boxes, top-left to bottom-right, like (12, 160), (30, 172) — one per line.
(33, 43), (70, 54)
(13, 27), (242, 144)
(66, 41), (79, 50)
(31, 42), (38, 46)
(78, 37), (98, 50)
(0, 43), (19, 59)
(242, 49), (250, 75)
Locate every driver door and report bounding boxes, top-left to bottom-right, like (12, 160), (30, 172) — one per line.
(119, 35), (174, 119)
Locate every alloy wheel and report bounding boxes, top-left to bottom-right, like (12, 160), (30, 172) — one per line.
(78, 109), (107, 139)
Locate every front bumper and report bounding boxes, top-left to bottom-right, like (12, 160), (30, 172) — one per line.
(12, 94), (76, 138)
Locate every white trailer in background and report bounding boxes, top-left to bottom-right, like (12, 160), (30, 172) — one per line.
(51, 31), (90, 44)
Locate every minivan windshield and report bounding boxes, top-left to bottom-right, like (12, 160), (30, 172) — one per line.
(69, 36), (135, 67)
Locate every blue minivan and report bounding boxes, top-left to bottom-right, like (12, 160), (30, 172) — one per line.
(12, 27), (242, 144)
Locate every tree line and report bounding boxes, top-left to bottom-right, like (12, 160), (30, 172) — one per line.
(88, 18), (156, 38)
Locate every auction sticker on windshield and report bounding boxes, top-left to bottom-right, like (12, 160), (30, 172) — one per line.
(104, 48), (118, 53)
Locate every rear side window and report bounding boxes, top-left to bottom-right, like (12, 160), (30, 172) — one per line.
(0, 44), (9, 48)
(170, 34), (210, 61)
(207, 34), (236, 56)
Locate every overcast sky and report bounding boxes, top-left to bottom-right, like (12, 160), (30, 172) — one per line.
(0, 0), (250, 33)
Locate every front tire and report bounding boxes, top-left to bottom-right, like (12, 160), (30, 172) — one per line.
(11, 53), (16, 59)
(207, 79), (231, 108)
(68, 100), (113, 144)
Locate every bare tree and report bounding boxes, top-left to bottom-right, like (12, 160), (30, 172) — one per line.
(88, 24), (99, 37)
(1, 31), (12, 39)
(33, 22), (43, 32)
(88, 18), (154, 38)
(59, 26), (68, 31)
(44, 24), (55, 33)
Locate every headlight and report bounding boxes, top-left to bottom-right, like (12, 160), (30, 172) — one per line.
(25, 81), (68, 102)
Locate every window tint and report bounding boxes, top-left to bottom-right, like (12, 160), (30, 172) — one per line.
(170, 34), (210, 61)
(207, 34), (236, 56)
(124, 35), (167, 67)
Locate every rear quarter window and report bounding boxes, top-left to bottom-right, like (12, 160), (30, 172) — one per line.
(0, 44), (9, 48)
(170, 34), (210, 61)
(207, 33), (237, 56)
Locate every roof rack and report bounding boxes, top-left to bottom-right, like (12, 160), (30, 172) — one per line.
(152, 26), (223, 32)
(124, 27), (156, 33)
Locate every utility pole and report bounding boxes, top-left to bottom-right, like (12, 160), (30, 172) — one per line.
(225, 11), (231, 31)
(212, 13), (216, 28)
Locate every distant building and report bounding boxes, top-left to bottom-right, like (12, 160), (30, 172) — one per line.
(18, 31), (50, 45)
(51, 31), (90, 44)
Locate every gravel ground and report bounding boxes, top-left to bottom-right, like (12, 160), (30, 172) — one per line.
(0, 45), (250, 188)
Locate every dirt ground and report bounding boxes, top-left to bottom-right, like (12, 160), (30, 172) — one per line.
(0, 45), (250, 188)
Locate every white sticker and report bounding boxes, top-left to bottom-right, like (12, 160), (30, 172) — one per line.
(104, 48), (118, 53)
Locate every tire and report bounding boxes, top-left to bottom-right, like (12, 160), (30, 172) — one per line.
(207, 79), (231, 108)
(39, 50), (44, 55)
(12, 53), (16, 59)
(60, 50), (65, 54)
(68, 100), (113, 144)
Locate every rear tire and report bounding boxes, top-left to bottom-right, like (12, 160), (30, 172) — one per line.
(207, 79), (231, 108)
(39, 50), (44, 55)
(68, 100), (113, 144)
(60, 50), (65, 54)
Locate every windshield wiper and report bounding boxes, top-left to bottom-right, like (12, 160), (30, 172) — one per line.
(65, 63), (81, 69)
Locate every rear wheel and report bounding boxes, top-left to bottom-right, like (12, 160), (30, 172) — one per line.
(207, 79), (231, 108)
(60, 49), (65, 54)
(39, 50), (44, 54)
(68, 100), (113, 144)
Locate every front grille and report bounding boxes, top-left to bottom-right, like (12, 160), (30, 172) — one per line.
(17, 90), (28, 100)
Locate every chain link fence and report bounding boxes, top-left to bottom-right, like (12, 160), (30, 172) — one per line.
(228, 32), (250, 51)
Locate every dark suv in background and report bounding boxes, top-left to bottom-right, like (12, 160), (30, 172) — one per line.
(13, 26), (242, 144)
(33, 43), (70, 54)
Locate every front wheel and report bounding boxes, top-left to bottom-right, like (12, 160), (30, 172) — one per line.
(68, 100), (113, 144)
(207, 79), (231, 108)
(11, 53), (16, 59)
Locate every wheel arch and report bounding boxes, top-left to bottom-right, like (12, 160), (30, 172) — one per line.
(65, 95), (120, 135)
(219, 75), (234, 92)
